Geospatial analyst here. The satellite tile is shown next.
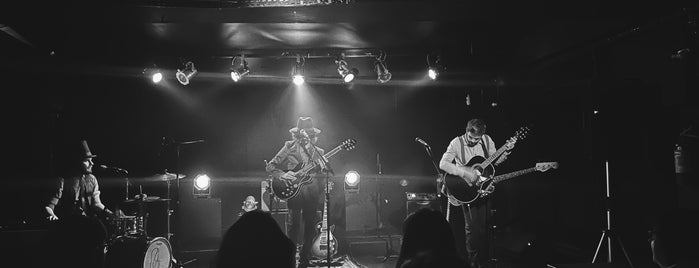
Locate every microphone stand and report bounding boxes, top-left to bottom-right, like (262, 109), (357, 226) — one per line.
(304, 140), (341, 268)
(162, 138), (204, 268)
(417, 141), (445, 195)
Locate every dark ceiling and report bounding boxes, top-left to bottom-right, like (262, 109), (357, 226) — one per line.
(2, 0), (695, 80)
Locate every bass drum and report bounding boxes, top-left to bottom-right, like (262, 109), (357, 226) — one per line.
(106, 236), (172, 268)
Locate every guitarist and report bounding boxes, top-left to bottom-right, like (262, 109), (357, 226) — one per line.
(266, 116), (328, 268)
(438, 119), (514, 268)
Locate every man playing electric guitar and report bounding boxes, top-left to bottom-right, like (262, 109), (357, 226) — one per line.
(266, 116), (328, 268)
(439, 119), (515, 268)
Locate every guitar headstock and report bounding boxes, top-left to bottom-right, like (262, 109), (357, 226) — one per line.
(341, 138), (357, 151)
(535, 162), (559, 172)
(507, 126), (530, 145)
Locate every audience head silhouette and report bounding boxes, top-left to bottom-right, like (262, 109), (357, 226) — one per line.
(216, 210), (295, 268)
(651, 208), (699, 268)
(396, 208), (465, 268)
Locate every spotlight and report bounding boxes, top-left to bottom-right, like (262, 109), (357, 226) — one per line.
(193, 173), (211, 198)
(176, 61), (197, 85)
(374, 51), (392, 83)
(428, 68), (439, 80)
(344, 170), (360, 192)
(291, 55), (305, 85)
(230, 55), (250, 82)
(427, 54), (443, 80)
(143, 65), (163, 84)
(335, 53), (358, 83)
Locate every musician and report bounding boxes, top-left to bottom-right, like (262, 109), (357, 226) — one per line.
(266, 116), (327, 268)
(43, 140), (115, 268)
(439, 119), (513, 268)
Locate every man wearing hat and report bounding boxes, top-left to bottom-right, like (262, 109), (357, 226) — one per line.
(266, 116), (327, 267)
(43, 140), (115, 268)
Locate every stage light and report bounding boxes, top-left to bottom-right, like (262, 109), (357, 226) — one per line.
(344, 170), (360, 192)
(176, 61), (197, 85)
(427, 54), (443, 80)
(292, 55), (305, 85)
(230, 55), (250, 82)
(428, 68), (438, 80)
(374, 51), (392, 83)
(143, 65), (163, 84)
(152, 72), (163, 83)
(335, 54), (358, 83)
(193, 173), (211, 197)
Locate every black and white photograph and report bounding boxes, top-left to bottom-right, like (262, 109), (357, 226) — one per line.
(1, 0), (698, 267)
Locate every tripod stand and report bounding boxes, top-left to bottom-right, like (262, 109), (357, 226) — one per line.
(375, 183), (400, 262)
(591, 161), (634, 267)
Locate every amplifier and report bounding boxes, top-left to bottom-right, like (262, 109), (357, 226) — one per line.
(406, 192), (441, 217)
(406, 192), (438, 201)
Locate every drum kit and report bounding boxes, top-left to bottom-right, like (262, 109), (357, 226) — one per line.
(104, 172), (186, 268)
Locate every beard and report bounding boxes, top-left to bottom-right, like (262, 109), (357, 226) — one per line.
(466, 141), (479, 147)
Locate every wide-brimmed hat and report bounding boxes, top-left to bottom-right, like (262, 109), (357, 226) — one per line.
(288, 116), (321, 135)
(79, 140), (98, 158)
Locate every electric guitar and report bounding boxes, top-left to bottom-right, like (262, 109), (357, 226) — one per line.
(310, 183), (338, 260)
(446, 162), (558, 204)
(271, 138), (357, 200)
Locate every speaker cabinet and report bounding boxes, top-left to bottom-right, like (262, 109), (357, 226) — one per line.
(345, 176), (439, 234)
(270, 211), (289, 235)
(406, 199), (442, 216)
(178, 197), (222, 251)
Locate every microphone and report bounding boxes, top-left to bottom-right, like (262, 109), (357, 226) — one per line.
(415, 137), (430, 147)
(99, 165), (129, 174)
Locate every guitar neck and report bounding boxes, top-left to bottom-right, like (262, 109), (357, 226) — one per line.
(481, 143), (508, 167)
(492, 167), (538, 184)
(298, 144), (342, 175)
(321, 200), (328, 230)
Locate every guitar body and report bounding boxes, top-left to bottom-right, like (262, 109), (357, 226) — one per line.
(271, 164), (315, 200)
(310, 224), (338, 259)
(444, 155), (495, 204)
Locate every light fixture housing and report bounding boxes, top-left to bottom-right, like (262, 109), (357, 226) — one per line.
(230, 55), (250, 82)
(193, 173), (211, 198)
(374, 51), (392, 83)
(344, 170), (360, 192)
(427, 54), (443, 80)
(176, 61), (197, 85)
(335, 54), (358, 83)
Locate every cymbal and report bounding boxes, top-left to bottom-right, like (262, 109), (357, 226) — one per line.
(141, 172), (186, 181)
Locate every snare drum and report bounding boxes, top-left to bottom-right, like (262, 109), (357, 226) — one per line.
(105, 236), (172, 268)
(111, 215), (145, 236)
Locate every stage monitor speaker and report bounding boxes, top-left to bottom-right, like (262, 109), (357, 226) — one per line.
(178, 197), (222, 251)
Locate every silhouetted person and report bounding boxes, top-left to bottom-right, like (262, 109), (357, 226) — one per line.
(216, 210), (295, 268)
(650, 208), (699, 268)
(400, 250), (469, 268)
(43, 140), (114, 268)
(396, 208), (466, 268)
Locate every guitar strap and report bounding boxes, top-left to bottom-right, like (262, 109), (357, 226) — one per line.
(480, 135), (489, 159)
(458, 135), (466, 165)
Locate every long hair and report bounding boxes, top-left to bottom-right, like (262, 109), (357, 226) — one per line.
(216, 210), (295, 268)
(396, 208), (460, 268)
